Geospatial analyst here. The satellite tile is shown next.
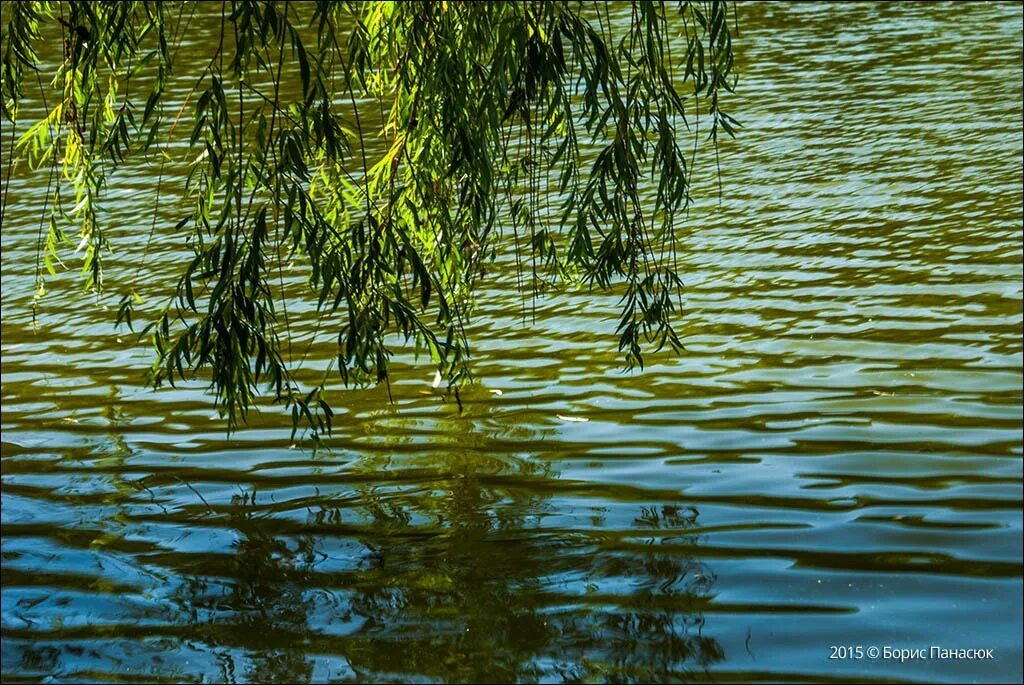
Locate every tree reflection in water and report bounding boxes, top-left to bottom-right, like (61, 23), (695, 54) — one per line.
(171, 405), (725, 683)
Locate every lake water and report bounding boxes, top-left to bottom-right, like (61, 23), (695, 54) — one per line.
(1, 2), (1022, 683)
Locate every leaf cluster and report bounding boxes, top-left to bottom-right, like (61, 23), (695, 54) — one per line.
(1, 0), (738, 442)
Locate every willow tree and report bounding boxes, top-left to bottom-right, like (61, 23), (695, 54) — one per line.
(1, 1), (737, 440)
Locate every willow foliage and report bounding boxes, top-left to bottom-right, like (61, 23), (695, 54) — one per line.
(1, 1), (737, 441)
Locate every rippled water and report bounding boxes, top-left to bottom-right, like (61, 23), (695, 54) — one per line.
(2, 2), (1022, 683)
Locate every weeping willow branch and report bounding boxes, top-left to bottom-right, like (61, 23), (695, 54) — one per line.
(1, 0), (739, 443)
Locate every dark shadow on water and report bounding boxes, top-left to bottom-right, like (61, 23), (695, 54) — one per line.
(164, 409), (726, 683)
(176, 491), (724, 683)
(1, 392), (726, 683)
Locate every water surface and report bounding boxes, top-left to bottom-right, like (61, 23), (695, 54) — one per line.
(2, 2), (1022, 683)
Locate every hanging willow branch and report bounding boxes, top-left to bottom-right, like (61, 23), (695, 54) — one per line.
(1, 0), (738, 442)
